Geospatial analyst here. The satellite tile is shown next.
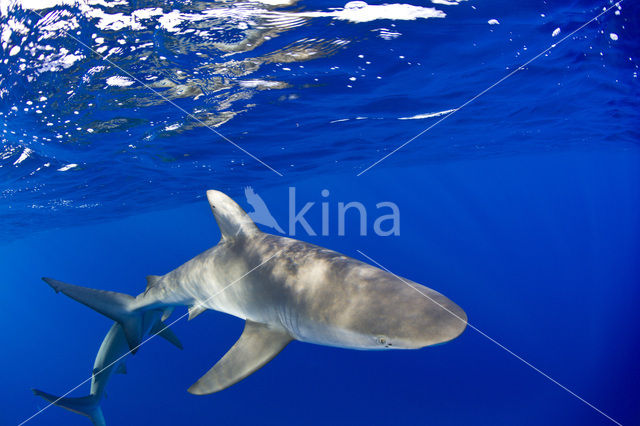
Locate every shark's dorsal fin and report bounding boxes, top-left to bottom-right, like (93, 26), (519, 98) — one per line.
(146, 275), (161, 290)
(188, 304), (207, 320)
(187, 321), (292, 395)
(206, 190), (260, 240)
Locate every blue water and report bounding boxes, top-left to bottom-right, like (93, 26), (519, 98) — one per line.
(1, 0), (639, 425)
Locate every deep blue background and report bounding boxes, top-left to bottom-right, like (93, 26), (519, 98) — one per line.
(1, 0), (639, 425)
(3, 149), (640, 425)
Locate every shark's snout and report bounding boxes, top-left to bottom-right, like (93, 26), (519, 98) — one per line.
(349, 279), (468, 350)
(392, 289), (467, 349)
(409, 298), (467, 349)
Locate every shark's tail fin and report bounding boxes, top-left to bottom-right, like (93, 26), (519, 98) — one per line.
(42, 277), (145, 353)
(32, 389), (105, 426)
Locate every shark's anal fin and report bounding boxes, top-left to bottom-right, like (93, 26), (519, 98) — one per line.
(187, 321), (292, 395)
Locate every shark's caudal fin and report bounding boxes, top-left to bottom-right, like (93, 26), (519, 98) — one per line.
(42, 278), (182, 352)
(206, 190), (260, 240)
(32, 389), (105, 426)
(42, 277), (144, 353)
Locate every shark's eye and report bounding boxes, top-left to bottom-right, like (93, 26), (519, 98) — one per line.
(376, 336), (387, 345)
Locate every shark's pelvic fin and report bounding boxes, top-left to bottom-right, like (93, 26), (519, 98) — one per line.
(161, 306), (174, 322)
(151, 320), (184, 349)
(206, 190), (260, 240)
(42, 277), (144, 353)
(188, 304), (207, 320)
(187, 321), (292, 395)
(32, 389), (105, 426)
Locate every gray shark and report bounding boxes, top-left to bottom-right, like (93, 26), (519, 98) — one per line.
(33, 313), (182, 425)
(42, 190), (466, 396)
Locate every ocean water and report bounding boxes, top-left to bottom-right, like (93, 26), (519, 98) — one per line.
(1, 0), (639, 425)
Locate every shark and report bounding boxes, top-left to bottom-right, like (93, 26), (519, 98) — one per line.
(32, 313), (182, 425)
(40, 189), (467, 398)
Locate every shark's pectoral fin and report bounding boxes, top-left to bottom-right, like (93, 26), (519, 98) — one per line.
(115, 363), (127, 375)
(188, 321), (292, 395)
